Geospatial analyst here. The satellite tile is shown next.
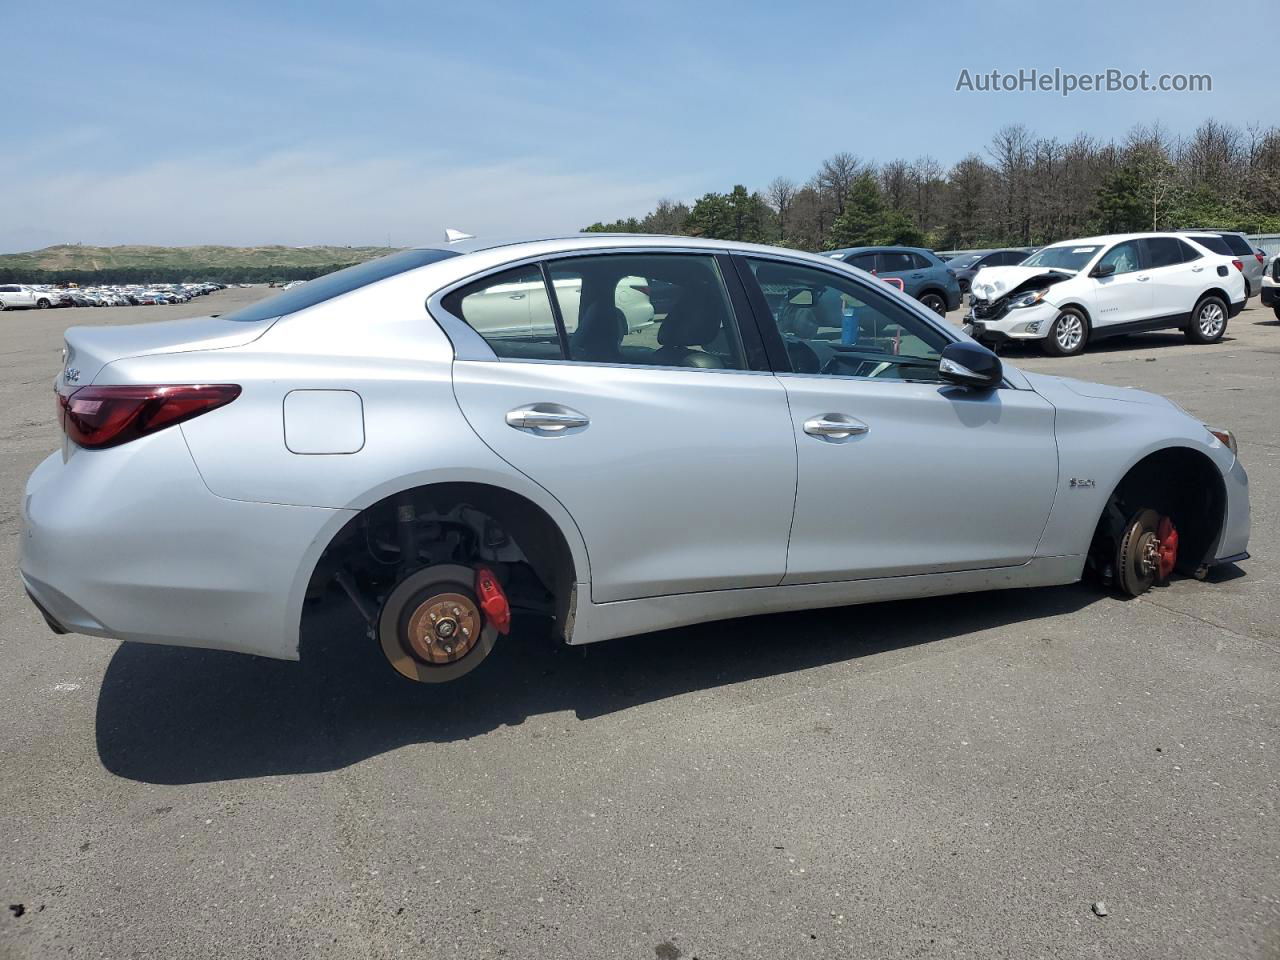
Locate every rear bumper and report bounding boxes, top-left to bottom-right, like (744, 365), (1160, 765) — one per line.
(1261, 285), (1277, 308)
(1228, 298), (1245, 318)
(19, 429), (348, 661)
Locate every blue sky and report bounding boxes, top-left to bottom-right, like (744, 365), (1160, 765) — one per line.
(3, 0), (1271, 252)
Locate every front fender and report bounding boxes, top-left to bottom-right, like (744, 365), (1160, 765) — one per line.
(1029, 374), (1235, 560)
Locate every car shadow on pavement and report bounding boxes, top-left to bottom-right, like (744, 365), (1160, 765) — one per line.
(96, 582), (1101, 785)
(996, 331), (1237, 359)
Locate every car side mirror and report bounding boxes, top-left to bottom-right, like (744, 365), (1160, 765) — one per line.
(1090, 262), (1115, 278)
(939, 341), (1002, 390)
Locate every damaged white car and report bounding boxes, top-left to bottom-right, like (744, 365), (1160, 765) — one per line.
(965, 233), (1247, 356)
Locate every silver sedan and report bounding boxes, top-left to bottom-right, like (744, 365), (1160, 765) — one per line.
(21, 234), (1250, 682)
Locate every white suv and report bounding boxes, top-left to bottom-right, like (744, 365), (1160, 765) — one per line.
(0, 284), (57, 310)
(965, 233), (1247, 356)
(1262, 253), (1279, 321)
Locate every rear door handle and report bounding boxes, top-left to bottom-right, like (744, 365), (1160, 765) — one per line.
(506, 404), (589, 433)
(1191, 265), (1204, 272)
(803, 414), (869, 441)
(1136, 275), (1150, 282)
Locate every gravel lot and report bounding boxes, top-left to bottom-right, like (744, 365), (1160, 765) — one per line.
(1, 289), (1276, 959)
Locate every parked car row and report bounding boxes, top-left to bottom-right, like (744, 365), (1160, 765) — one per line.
(820, 246), (962, 315)
(813, 231), (1264, 358)
(0, 282), (228, 311)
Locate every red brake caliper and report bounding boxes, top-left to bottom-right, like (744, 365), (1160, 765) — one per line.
(474, 565), (511, 635)
(1156, 516), (1179, 581)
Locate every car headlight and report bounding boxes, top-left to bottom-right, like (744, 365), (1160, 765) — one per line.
(1206, 426), (1238, 456)
(1008, 288), (1049, 309)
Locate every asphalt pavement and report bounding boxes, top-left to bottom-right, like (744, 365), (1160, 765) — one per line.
(1, 290), (1276, 959)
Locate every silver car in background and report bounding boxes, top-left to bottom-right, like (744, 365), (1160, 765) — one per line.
(21, 234), (1250, 683)
(1178, 230), (1267, 299)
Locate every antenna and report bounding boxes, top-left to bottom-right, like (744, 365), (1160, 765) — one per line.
(444, 228), (474, 243)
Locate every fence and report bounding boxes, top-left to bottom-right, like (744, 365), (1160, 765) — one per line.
(1247, 234), (1280, 257)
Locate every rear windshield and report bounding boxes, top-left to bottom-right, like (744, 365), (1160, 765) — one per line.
(221, 249), (459, 322)
(1188, 235), (1232, 256)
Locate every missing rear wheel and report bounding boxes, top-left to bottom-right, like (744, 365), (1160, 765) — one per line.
(378, 564), (498, 682)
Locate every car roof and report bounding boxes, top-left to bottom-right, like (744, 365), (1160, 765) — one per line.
(821, 245), (933, 256)
(1038, 232), (1198, 247)
(408, 232), (865, 269)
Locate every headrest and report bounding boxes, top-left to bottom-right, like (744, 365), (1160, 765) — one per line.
(658, 287), (722, 347)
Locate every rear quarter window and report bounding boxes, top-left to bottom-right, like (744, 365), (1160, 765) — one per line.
(1222, 234), (1254, 256)
(1191, 235), (1233, 256)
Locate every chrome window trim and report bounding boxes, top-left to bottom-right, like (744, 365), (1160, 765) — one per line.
(467, 355), (778, 377)
(427, 246), (765, 374)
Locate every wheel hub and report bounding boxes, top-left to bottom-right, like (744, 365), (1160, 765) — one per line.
(1139, 532), (1160, 575)
(405, 592), (480, 664)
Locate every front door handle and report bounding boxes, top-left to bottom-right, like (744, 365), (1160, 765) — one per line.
(1136, 275), (1150, 282)
(506, 404), (589, 433)
(803, 414), (869, 441)
(1191, 265), (1204, 272)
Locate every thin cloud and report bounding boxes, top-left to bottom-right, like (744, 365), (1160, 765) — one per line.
(0, 150), (696, 252)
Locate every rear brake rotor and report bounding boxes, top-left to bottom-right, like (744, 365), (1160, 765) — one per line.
(378, 564), (498, 683)
(405, 592), (481, 663)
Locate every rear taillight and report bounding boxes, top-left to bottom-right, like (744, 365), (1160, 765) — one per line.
(1256, 252), (1266, 266)
(58, 384), (240, 449)
(1231, 259), (1244, 272)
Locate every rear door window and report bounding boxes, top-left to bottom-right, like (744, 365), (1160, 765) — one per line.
(1144, 237), (1194, 268)
(877, 252), (915, 273)
(545, 254), (746, 370)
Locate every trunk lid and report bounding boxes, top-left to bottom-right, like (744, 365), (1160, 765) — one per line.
(59, 315), (273, 391)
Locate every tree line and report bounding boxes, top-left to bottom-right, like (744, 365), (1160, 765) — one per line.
(585, 119), (1280, 251)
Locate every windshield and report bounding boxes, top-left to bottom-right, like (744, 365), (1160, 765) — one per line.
(947, 253), (985, 268)
(1021, 244), (1101, 272)
(221, 248), (459, 322)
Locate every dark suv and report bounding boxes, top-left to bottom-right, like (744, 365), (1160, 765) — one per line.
(821, 246), (962, 315)
(943, 248), (1033, 295)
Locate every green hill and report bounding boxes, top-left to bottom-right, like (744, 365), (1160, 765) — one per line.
(0, 243), (401, 283)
